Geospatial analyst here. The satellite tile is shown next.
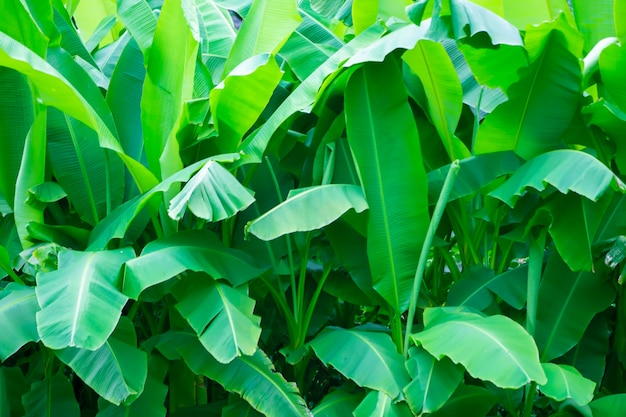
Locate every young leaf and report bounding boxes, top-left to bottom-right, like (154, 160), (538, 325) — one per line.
(246, 184), (368, 241)
(345, 57), (429, 313)
(174, 274), (261, 364)
(36, 248), (135, 350)
(56, 318), (147, 406)
(167, 160), (255, 222)
(22, 374), (79, 417)
(538, 363), (595, 406)
(412, 308), (547, 388)
(123, 230), (264, 299)
(0, 283), (40, 360)
(309, 326), (411, 399)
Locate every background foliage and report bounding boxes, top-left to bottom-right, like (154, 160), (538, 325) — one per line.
(1, 0), (626, 416)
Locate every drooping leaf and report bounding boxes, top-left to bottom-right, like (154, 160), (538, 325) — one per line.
(311, 389), (363, 417)
(157, 332), (311, 416)
(561, 314), (611, 386)
(404, 346), (464, 414)
(0, 283), (39, 360)
(403, 39), (470, 161)
(474, 16), (583, 160)
(428, 385), (497, 417)
(167, 160), (255, 222)
(490, 150), (625, 207)
(22, 374), (79, 417)
(589, 394), (626, 416)
(352, 391), (413, 417)
(56, 318), (147, 406)
(344, 23), (424, 68)
(123, 230), (264, 299)
(173, 274), (261, 363)
(35, 248), (135, 350)
(412, 308), (547, 388)
(116, 0), (157, 54)
(345, 57), (429, 313)
(535, 251), (616, 362)
(246, 184), (368, 241)
(309, 326), (411, 399)
(539, 363), (595, 406)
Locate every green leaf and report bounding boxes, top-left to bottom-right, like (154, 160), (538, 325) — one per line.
(116, 0), (157, 55)
(572, 0), (616, 52)
(123, 230), (264, 299)
(535, 251), (616, 362)
(599, 42), (626, 113)
(539, 363), (595, 406)
(617, 0), (626, 44)
(246, 184), (368, 241)
(446, 267), (496, 311)
(35, 248), (135, 350)
(561, 314), (611, 386)
(353, 391), (413, 417)
(589, 394), (626, 416)
(474, 16), (583, 160)
(223, 0), (302, 77)
(309, 326), (410, 399)
(157, 333), (311, 416)
(404, 346), (464, 414)
(311, 389), (363, 417)
(167, 160), (255, 222)
(467, 0), (553, 29)
(22, 374), (79, 417)
(0, 283), (39, 360)
(489, 150), (625, 207)
(173, 274), (261, 363)
(403, 39), (470, 161)
(428, 385), (497, 417)
(345, 57), (429, 313)
(412, 308), (547, 388)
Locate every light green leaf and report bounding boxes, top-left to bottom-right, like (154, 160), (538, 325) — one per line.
(157, 333), (311, 416)
(468, 0), (552, 29)
(599, 42), (626, 112)
(27, 182), (67, 204)
(412, 308), (547, 388)
(617, 0), (626, 44)
(246, 184), (368, 241)
(0, 283), (39, 360)
(56, 318), (147, 406)
(353, 391), (413, 417)
(116, 0), (157, 54)
(309, 326), (411, 399)
(428, 385), (497, 417)
(474, 16), (583, 159)
(0, 0), (49, 56)
(174, 274), (261, 363)
(536, 251), (616, 361)
(539, 363), (595, 405)
(123, 230), (264, 299)
(22, 374), (79, 417)
(223, 0), (302, 77)
(572, 0), (616, 52)
(345, 57), (429, 313)
(36, 248), (135, 350)
(168, 160), (255, 222)
(445, 0), (523, 46)
(589, 394), (626, 416)
(311, 389), (363, 417)
(403, 39), (470, 161)
(490, 150), (625, 207)
(404, 346), (464, 414)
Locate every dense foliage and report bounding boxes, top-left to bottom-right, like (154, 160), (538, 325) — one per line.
(2, 0), (626, 416)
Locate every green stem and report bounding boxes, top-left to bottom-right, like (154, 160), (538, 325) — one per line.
(297, 233), (312, 324)
(526, 229), (547, 337)
(260, 274), (298, 343)
(300, 264), (331, 346)
(404, 160), (460, 357)
(523, 382), (538, 417)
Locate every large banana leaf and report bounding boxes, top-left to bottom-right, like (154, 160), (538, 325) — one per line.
(0, 283), (39, 360)
(123, 230), (264, 299)
(167, 160), (255, 222)
(599, 42), (626, 112)
(116, 0), (157, 54)
(538, 363), (595, 406)
(35, 248), (134, 350)
(403, 39), (470, 161)
(56, 318), (147, 406)
(618, 0), (626, 43)
(22, 374), (79, 417)
(239, 24), (385, 162)
(427, 385), (497, 417)
(561, 314), (610, 386)
(140, 0), (197, 179)
(404, 346), (464, 415)
(311, 389), (363, 417)
(490, 150), (625, 207)
(156, 332), (311, 416)
(353, 391), (413, 417)
(474, 16), (583, 160)
(572, 0), (616, 52)
(308, 326), (410, 399)
(469, 0), (555, 29)
(222, 0), (301, 77)
(412, 308), (547, 388)
(211, 54), (282, 153)
(535, 252), (616, 361)
(0, 0), (49, 56)
(173, 274), (261, 363)
(345, 57), (429, 313)
(246, 184), (368, 241)
(589, 394), (626, 416)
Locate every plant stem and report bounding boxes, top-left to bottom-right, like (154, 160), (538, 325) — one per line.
(526, 229), (546, 337)
(523, 382), (538, 417)
(297, 232), (312, 325)
(300, 263), (331, 346)
(404, 160), (460, 357)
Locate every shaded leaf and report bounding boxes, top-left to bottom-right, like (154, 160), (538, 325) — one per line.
(0, 283), (39, 360)
(353, 391), (412, 417)
(311, 389), (363, 417)
(428, 385), (497, 417)
(22, 374), (79, 417)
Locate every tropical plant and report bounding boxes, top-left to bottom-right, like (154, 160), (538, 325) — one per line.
(1, 0), (626, 416)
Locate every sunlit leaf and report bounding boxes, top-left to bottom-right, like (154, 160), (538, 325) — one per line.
(539, 363), (595, 405)
(0, 283), (39, 360)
